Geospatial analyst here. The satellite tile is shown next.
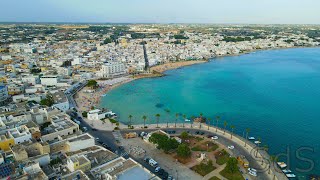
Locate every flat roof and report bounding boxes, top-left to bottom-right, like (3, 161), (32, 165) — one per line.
(117, 166), (157, 180)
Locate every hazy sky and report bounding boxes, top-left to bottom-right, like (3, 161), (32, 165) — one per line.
(1, 0), (319, 24)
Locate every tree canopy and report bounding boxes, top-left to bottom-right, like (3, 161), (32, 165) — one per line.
(177, 144), (191, 158)
(226, 157), (238, 173)
(149, 133), (179, 152)
(40, 93), (54, 107)
(87, 80), (98, 88)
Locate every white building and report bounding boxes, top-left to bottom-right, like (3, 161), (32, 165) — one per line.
(40, 75), (59, 86)
(87, 109), (114, 121)
(99, 62), (126, 78)
(8, 125), (32, 144)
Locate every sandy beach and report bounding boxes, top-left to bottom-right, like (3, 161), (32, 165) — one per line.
(150, 60), (207, 73)
(74, 76), (134, 113)
(74, 60), (208, 113)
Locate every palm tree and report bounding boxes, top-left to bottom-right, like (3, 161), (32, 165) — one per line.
(207, 117), (211, 130)
(215, 116), (220, 132)
(165, 109), (170, 128)
(142, 115), (147, 128)
(191, 115), (195, 128)
(244, 128), (250, 147)
(182, 114), (186, 128)
(199, 113), (203, 129)
(155, 114), (160, 128)
(230, 125), (235, 139)
(128, 115), (133, 128)
(261, 145), (269, 166)
(256, 137), (261, 157)
(270, 155), (278, 177)
(175, 113), (179, 128)
(223, 121), (228, 135)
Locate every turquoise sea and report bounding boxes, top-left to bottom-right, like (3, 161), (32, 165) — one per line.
(101, 48), (320, 177)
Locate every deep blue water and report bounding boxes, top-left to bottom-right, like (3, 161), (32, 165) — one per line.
(101, 48), (320, 177)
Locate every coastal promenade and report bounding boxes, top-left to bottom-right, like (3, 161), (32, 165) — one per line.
(83, 115), (287, 180)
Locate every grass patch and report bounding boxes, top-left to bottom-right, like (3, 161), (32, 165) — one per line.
(215, 149), (230, 165)
(195, 136), (204, 142)
(191, 160), (216, 176)
(209, 176), (221, 180)
(220, 166), (244, 180)
(191, 141), (218, 152)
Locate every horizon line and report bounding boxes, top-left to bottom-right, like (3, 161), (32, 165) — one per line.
(1, 21), (320, 26)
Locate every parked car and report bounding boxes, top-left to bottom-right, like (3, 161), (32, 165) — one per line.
(207, 135), (213, 138)
(92, 128), (98, 131)
(195, 131), (200, 134)
(158, 169), (165, 175)
(155, 166), (161, 173)
(248, 168), (257, 173)
(211, 136), (218, 140)
(249, 171), (257, 177)
(228, 145), (235, 150)
(200, 132), (205, 135)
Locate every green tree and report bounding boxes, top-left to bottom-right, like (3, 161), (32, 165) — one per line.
(230, 125), (235, 139)
(128, 115), (133, 127)
(155, 114), (160, 128)
(175, 113), (179, 128)
(245, 128), (250, 147)
(270, 155), (278, 177)
(142, 115), (147, 128)
(87, 80), (98, 89)
(177, 144), (191, 158)
(182, 114), (186, 128)
(103, 37), (112, 44)
(215, 116), (220, 132)
(82, 111), (88, 118)
(180, 131), (189, 139)
(191, 115), (195, 128)
(223, 121), (228, 135)
(226, 157), (238, 173)
(165, 109), (170, 128)
(40, 93), (54, 107)
(207, 117), (211, 130)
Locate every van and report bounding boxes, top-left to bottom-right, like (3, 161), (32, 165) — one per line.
(148, 158), (158, 167)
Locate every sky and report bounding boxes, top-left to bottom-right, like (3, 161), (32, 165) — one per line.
(1, 0), (320, 24)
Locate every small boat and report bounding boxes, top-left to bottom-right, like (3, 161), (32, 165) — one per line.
(254, 141), (261, 144)
(282, 169), (292, 174)
(185, 119), (191, 122)
(101, 94), (106, 97)
(277, 162), (287, 169)
(248, 137), (255, 140)
(286, 174), (296, 178)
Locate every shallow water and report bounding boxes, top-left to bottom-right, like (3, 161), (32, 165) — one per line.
(101, 48), (320, 177)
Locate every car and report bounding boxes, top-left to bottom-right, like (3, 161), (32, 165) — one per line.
(200, 132), (205, 135)
(207, 135), (213, 138)
(158, 169), (165, 175)
(195, 131), (200, 134)
(228, 145), (235, 150)
(248, 171), (257, 177)
(155, 166), (161, 173)
(167, 175), (173, 180)
(211, 136), (219, 140)
(92, 128), (98, 131)
(96, 137), (100, 141)
(97, 140), (103, 144)
(248, 168), (257, 173)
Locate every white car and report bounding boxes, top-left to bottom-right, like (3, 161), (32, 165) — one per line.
(155, 166), (161, 173)
(248, 171), (257, 177)
(228, 145), (235, 150)
(248, 168), (257, 173)
(211, 136), (219, 140)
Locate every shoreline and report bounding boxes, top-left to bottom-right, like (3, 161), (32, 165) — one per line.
(74, 46), (319, 113)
